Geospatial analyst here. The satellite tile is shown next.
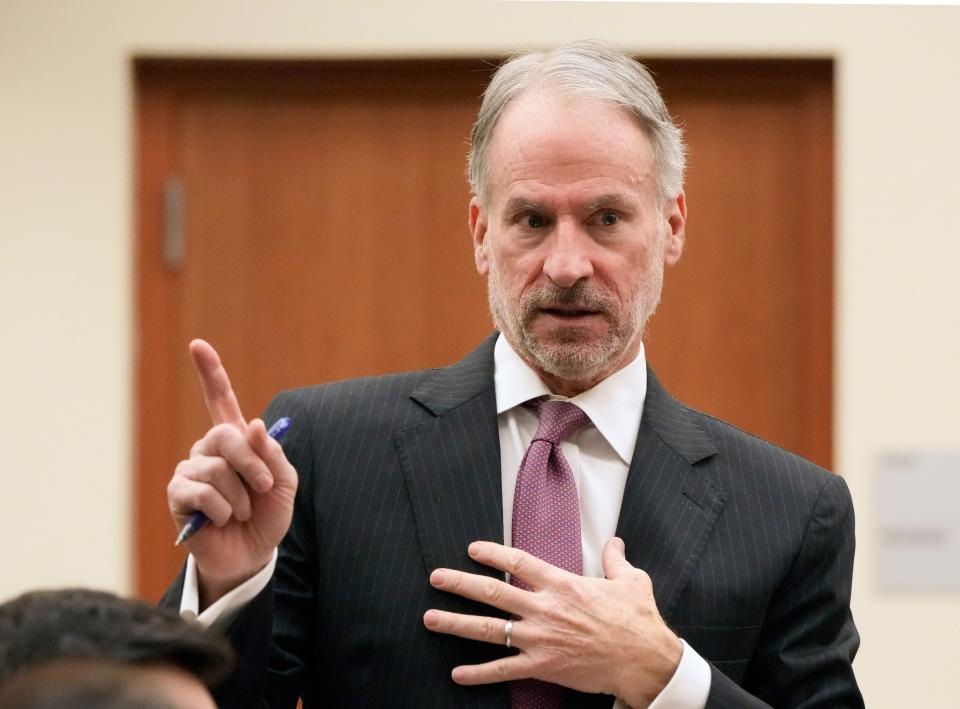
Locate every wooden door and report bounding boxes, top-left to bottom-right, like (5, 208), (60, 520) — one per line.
(135, 58), (832, 600)
(648, 59), (833, 478)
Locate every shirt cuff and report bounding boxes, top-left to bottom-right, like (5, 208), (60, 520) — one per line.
(613, 638), (711, 709)
(179, 549), (278, 630)
(645, 640), (711, 709)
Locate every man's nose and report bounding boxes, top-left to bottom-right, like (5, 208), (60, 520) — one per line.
(542, 222), (595, 288)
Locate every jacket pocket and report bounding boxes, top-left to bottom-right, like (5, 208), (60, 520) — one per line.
(672, 623), (761, 663)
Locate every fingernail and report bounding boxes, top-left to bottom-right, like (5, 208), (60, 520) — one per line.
(430, 569), (446, 586)
(256, 475), (273, 493)
(468, 542), (481, 557)
(423, 610), (439, 627)
(613, 537), (625, 552)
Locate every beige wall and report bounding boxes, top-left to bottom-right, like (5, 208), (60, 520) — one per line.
(2, 1), (958, 705)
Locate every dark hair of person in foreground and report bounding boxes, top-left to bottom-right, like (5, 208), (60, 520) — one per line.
(0, 588), (233, 688)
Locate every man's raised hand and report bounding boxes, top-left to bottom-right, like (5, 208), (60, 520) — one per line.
(423, 538), (683, 709)
(167, 340), (297, 607)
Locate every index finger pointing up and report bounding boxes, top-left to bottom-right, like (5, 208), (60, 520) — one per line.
(189, 339), (246, 428)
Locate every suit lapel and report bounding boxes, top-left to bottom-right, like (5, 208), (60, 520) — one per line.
(616, 370), (726, 622)
(395, 335), (509, 707)
(395, 334), (505, 581)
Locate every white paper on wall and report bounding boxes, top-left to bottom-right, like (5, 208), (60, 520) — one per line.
(876, 450), (960, 590)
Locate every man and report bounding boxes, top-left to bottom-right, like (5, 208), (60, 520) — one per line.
(0, 588), (233, 708)
(165, 41), (862, 707)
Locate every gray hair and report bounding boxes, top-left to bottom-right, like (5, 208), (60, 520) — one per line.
(468, 40), (686, 205)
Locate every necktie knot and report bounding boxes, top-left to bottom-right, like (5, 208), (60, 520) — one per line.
(530, 399), (591, 445)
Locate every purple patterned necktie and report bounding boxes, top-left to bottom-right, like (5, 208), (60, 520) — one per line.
(510, 399), (591, 709)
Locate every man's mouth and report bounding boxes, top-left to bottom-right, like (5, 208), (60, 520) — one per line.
(540, 306), (600, 319)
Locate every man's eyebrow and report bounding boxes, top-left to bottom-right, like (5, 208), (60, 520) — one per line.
(584, 194), (632, 211)
(502, 197), (543, 214)
(500, 194), (633, 216)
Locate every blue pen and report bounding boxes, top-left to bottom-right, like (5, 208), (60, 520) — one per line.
(174, 416), (293, 546)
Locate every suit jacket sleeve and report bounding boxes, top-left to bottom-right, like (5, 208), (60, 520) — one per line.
(705, 474), (863, 708)
(254, 391), (318, 707)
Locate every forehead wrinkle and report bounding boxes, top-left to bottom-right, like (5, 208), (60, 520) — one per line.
(485, 94), (658, 211)
(495, 157), (655, 207)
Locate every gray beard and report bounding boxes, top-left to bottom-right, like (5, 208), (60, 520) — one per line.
(486, 260), (663, 384)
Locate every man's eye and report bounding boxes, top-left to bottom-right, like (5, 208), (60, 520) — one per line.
(525, 213), (548, 229)
(599, 211), (620, 226)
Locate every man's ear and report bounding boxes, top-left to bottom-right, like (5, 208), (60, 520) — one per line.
(469, 196), (490, 276)
(662, 190), (686, 266)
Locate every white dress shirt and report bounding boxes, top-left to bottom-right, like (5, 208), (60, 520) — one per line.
(181, 334), (710, 706)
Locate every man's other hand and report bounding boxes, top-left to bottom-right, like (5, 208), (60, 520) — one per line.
(166, 339), (297, 608)
(423, 538), (682, 709)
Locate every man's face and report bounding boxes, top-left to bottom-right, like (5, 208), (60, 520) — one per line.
(470, 91), (686, 394)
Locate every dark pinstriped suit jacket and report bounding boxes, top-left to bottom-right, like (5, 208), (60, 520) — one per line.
(169, 334), (862, 708)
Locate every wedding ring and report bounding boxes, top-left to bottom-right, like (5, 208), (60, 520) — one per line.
(504, 619), (513, 649)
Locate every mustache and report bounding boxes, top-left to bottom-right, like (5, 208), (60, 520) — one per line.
(521, 281), (615, 313)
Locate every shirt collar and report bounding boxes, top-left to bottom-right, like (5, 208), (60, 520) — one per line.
(493, 334), (648, 464)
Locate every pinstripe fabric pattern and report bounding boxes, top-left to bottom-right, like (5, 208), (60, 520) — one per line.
(165, 333), (861, 708)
